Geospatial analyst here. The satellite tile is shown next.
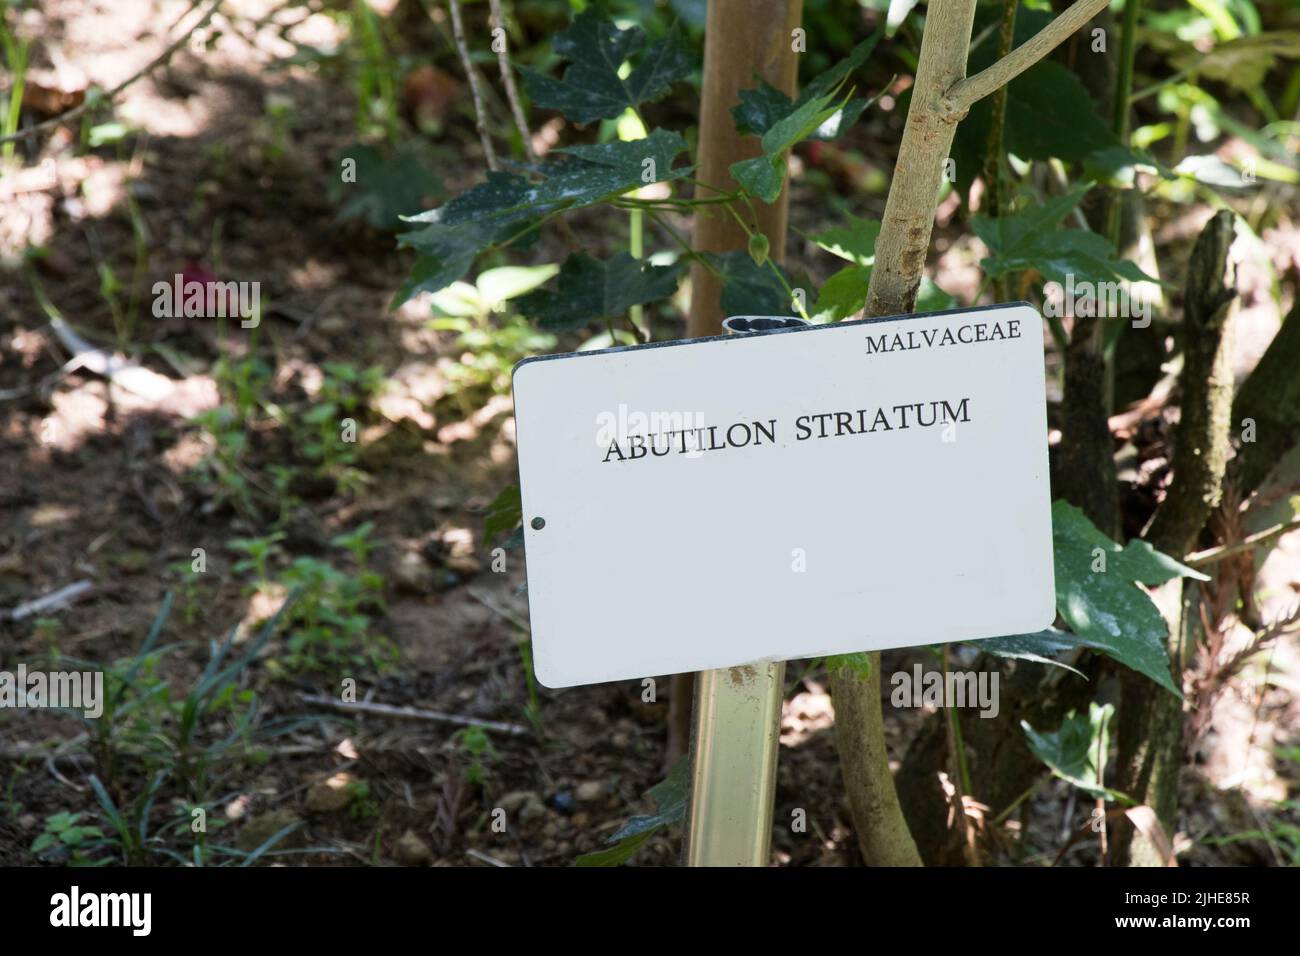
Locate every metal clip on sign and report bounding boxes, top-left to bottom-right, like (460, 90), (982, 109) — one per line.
(683, 314), (808, 868)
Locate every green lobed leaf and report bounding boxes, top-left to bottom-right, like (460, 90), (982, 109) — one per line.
(971, 181), (1092, 254)
(732, 33), (880, 139)
(731, 83), (797, 138)
(515, 252), (684, 331)
(760, 90), (846, 158)
(968, 628), (1088, 678)
(402, 130), (689, 233)
(518, 11), (691, 123)
(812, 265), (873, 321)
(810, 216), (952, 322)
(393, 223), (500, 308)
(809, 275), (948, 321)
(999, 62), (1121, 163)
(971, 183), (1160, 289)
(729, 87), (852, 204)
(812, 214), (880, 266)
(729, 32), (880, 177)
(702, 250), (802, 317)
(1023, 703), (1129, 802)
(730, 155), (785, 203)
(1054, 503), (1209, 588)
(395, 131), (689, 305)
(981, 231), (1160, 289)
(1050, 501), (1206, 697)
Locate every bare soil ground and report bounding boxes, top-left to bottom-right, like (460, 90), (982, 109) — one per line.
(1, 0), (1297, 867)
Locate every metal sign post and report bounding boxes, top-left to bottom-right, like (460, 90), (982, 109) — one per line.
(683, 661), (786, 866)
(682, 315), (805, 867)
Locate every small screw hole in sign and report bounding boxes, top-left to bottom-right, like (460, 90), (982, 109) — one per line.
(531, 517), (546, 530)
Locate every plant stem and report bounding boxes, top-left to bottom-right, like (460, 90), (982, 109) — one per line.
(628, 205), (647, 341)
(720, 201), (808, 318)
(643, 208), (723, 279)
(1, 24), (28, 163)
(866, 0), (1112, 318)
(944, 0), (1111, 116)
(447, 0), (498, 171)
(1106, 0), (1142, 249)
(991, 779), (1040, 826)
(487, 0), (535, 162)
(980, 0), (1017, 224)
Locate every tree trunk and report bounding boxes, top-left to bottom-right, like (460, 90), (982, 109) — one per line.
(1114, 209), (1237, 865)
(667, 0), (804, 772)
(829, 0), (985, 867)
(830, 660), (922, 866)
(1057, 316), (1121, 537)
(863, 0), (979, 318)
(837, 0), (1111, 866)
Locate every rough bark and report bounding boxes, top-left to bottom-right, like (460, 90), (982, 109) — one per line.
(1054, 0), (1130, 537)
(1057, 316), (1121, 537)
(1145, 212), (1237, 553)
(1114, 209), (1237, 865)
(980, 1), (1017, 229)
(1231, 297), (1300, 497)
(667, 0), (803, 772)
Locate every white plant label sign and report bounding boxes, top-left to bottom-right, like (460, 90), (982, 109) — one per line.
(512, 303), (1055, 688)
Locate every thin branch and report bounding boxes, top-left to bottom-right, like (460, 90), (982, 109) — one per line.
(1185, 515), (1300, 568)
(487, 0), (535, 162)
(4, 580), (94, 621)
(1106, 0), (1143, 248)
(943, 0), (1111, 118)
(0, 0), (222, 145)
(447, 0), (498, 171)
(298, 693), (529, 737)
(979, 0), (1017, 221)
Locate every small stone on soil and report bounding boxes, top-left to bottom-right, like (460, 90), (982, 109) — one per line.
(395, 829), (433, 866)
